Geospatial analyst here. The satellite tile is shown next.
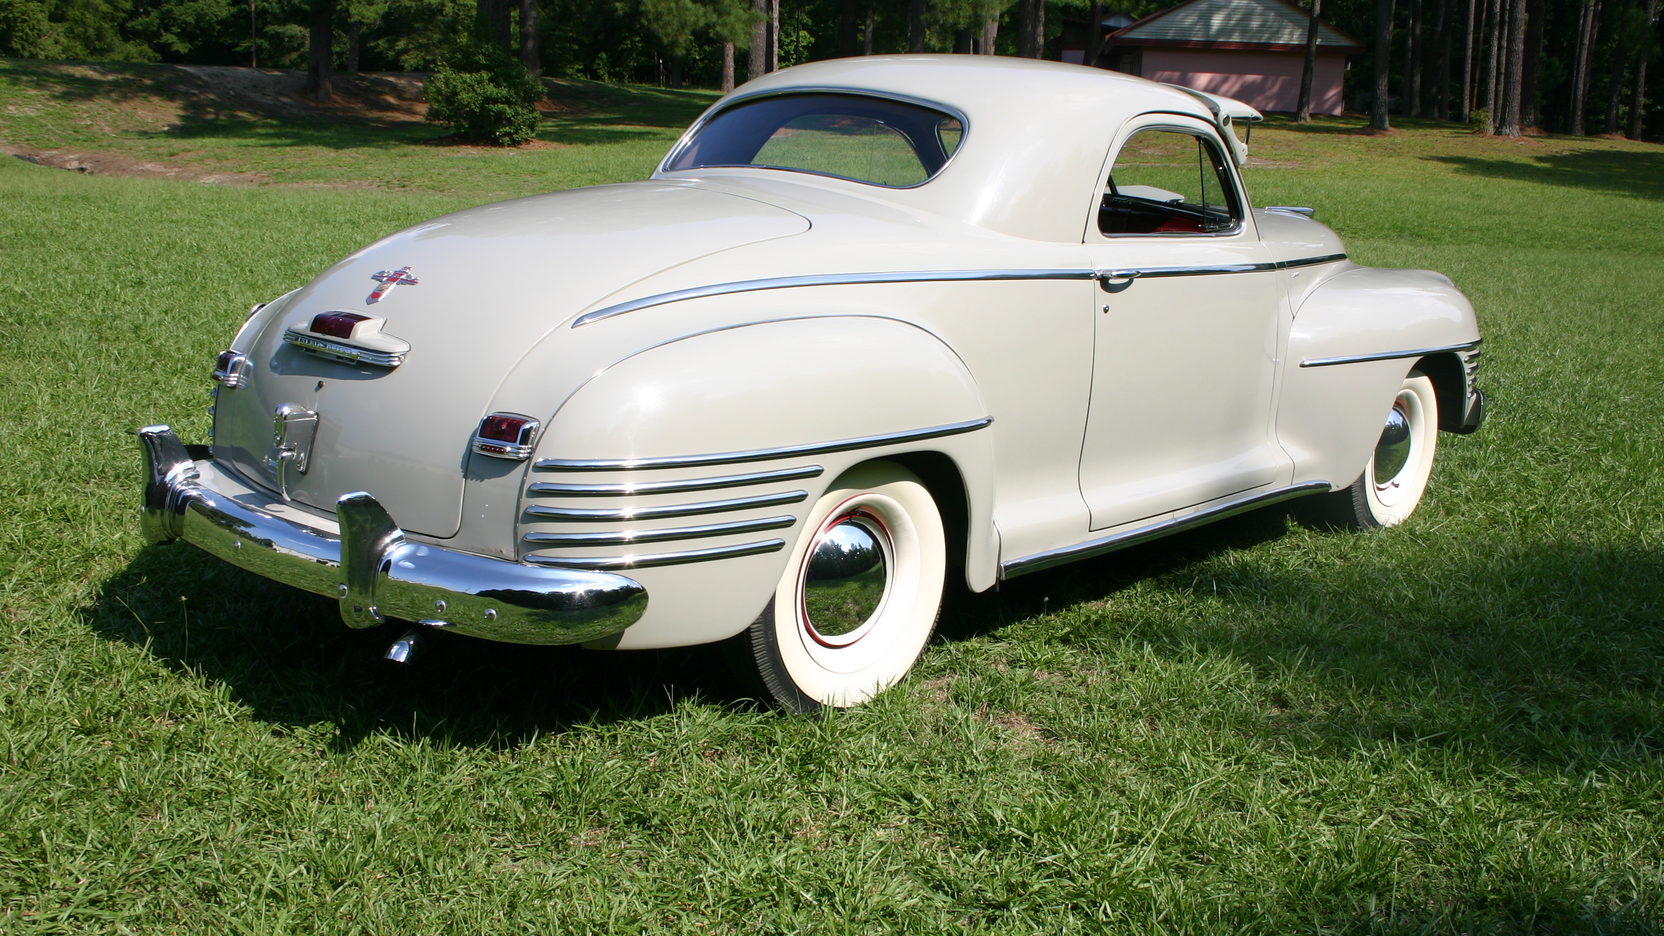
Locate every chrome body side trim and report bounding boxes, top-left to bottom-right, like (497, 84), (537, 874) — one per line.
(522, 515), (796, 547)
(1265, 205), (1317, 218)
(574, 271), (1091, 327)
(534, 418), (993, 472)
(1300, 339), (1482, 369)
(573, 256), (1348, 328)
(1000, 482), (1333, 579)
(525, 490), (808, 521)
(138, 426), (647, 645)
(527, 465), (824, 497)
(524, 539), (787, 571)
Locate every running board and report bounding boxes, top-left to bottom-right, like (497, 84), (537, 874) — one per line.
(999, 481), (1333, 580)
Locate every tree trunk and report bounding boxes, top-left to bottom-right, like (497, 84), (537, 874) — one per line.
(1019, 0), (1044, 58)
(306, 0), (334, 104)
(346, 20), (360, 72)
(1604, 3), (1631, 135)
(909, 0), (926, 52)
(769, 0), (778, 70)
(519, 0), (540, 74)
(1405, 0), (1422, 116)
(1481, 0), (1500, 131)
(1372, 0), (1394, 129)
(1298, 0), (1323, 121)
(1460, 0), (1476, 119)
(478, 0), (512, 51)
(862, 8), (875, 54)
(721, 41), (735, 92)
(983, 15), (1000, 53)
(750, 0), (767, 79)
(1498, 0), (1525, 133)
(1520, 0), (1544, 125)
(1632, 0), (1660, 137)
(956, 26), (973, 53)
(248, 0), (257, 68)
(1087, 0), (1104, 66)
(1432, 0), (1450, 118)
(838, 0), (859, 57)
(1570, 0), (1601, 134)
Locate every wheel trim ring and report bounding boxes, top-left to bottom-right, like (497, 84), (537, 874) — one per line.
(1371, 389), (1423, 507)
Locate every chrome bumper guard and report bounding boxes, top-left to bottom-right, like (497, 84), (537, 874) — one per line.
(137, 425), (648, 645)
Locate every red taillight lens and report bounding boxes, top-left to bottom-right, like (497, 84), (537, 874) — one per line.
(310, 311), (370, 339)
(473, 413), (539, 460)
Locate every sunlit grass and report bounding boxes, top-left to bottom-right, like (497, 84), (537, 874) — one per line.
(1, 68), (1661, 934)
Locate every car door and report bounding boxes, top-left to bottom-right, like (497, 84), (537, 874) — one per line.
(1078, 114), (1294, 530)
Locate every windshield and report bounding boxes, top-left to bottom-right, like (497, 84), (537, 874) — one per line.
(663, 93), (965, 188)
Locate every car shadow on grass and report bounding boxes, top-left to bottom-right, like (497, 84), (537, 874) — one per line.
(84, 545), (770, 752)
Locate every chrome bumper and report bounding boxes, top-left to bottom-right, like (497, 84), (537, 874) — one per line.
(137, 425), (648, 644)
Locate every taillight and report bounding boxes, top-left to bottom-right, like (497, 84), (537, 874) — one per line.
(309, 311), (371, 339)
(472, 413), (540, 461)
(212, 350), (250, 388)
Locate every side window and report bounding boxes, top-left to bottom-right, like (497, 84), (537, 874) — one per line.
(1099, 128), (1241, 236)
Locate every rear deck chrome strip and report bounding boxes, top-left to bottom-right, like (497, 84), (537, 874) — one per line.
(534, 417), (992, 472)
(526, 465), (824, 497)
(524, 539), (787, 570)
(1300, 339), (1481, 369)
(1000, 481), (1333, 579)
(525, 490), (808, 522)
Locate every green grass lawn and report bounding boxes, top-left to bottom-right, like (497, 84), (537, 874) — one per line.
(1, 61), (1662, 933)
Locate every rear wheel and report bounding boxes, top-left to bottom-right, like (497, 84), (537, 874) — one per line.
(748, 462), (945, 712)
(1314, 371), (1440, 529)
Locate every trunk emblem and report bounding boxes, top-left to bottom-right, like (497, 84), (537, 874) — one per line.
(368, 266), (419, 303)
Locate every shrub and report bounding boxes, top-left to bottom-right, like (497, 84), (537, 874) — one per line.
(425, 43), (544, 146)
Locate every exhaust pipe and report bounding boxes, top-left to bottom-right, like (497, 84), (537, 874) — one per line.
(384, 628), (427, 664)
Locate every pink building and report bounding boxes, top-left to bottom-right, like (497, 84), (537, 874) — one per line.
(1094, 0), (1362, 116)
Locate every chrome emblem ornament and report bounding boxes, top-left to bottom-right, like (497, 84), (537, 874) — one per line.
(368, 266), (418, 304)
(269, 404), (319, 501)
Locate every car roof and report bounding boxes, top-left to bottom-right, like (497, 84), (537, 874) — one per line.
(658, 55), (1225, 243)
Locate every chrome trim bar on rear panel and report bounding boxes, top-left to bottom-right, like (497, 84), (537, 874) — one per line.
(572, 257), (1348, 328)
(534, 418), (993, 472)
(525, 490), (809, 522)
(524, 539), (787, 570)
(527, 465), (824, 497)
(1300, 339), (1482, 369)
(1000, 482), (1334, 580)
(523, 515), (796, 547)
(281, 329), (406, 368)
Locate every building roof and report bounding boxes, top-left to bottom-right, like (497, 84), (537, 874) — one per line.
(1111, 0), (1363, 52)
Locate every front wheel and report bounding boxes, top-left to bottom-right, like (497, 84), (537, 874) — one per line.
(748, 462), (945, 712)
(1314, 371), (1440, 529)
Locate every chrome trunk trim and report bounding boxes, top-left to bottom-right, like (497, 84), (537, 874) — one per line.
(525, 490), (808, 521)
(1300, 339), (1482, 369)
(281, 328), (407, 368)
(1000, 481), (1333, 579)
(534, 418), (992, 472)
(522, 515), (796, 547)
(524, 539), (787, 570)
(527, 465), (824, 497)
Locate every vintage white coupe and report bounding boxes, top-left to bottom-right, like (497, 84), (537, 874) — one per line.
(140, 55), (1484, 710)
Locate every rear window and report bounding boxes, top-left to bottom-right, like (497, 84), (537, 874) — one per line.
(663, 93), (965, 188)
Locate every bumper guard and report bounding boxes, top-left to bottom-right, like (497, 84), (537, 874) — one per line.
(138, 425), (648, 644)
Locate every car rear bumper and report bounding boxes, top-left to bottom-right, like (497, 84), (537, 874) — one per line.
(137, 425), (648, 645)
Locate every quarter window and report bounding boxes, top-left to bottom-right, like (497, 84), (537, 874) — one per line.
(1100, 128), (1240, 236)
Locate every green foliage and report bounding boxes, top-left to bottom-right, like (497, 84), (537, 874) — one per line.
(425, 40), (545, 145)
(0, 0), (53, 57)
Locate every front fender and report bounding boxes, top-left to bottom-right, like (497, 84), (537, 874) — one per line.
(1279, 265), (1481, 487)
(523, 315), (998, 649)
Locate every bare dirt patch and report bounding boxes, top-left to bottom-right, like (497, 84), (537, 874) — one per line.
(8, 147), (268, 184)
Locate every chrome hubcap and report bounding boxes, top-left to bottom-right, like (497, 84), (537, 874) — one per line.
(1374, 403), (1412, 486)
(802, 513), (888, 646)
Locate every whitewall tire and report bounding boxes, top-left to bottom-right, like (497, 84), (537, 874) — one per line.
(748, 462), (945, 711)
(1321, 371), (1440, 528)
